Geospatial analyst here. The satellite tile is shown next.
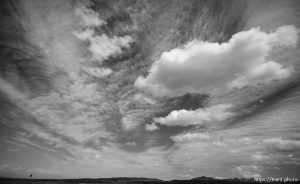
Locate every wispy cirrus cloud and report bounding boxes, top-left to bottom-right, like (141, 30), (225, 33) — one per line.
(6, 148), (21, 152)
(0, 0), (300, 180)
(0, 0), (134, 157)
(164, 86), (300, 178)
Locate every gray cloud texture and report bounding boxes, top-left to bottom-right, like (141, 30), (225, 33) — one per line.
(0, 0), (300, 180)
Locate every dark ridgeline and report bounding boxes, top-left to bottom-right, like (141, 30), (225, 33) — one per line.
(0, 177), (298, 184)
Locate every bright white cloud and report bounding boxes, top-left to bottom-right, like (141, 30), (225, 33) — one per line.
(0, 164), (22, 172)
(145, 123), (160, 131)
(171, 132), (210, 143)
(154, 104), (233, 127)
(75, 7), (106, 27)
(75, 28), (133, 63)
(135, 25), (298, 97)
(89, 34), (133, 62)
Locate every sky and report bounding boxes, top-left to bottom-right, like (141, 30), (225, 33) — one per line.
(0, 0), (300, 180)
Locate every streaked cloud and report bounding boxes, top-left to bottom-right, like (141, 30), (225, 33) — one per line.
(75, 6), (106, 27)
(263, 138), (300, 151)
(0, 164), (22, 172)
(0, 0), (299, 180)
(82, 67), (113, 78)
(145, 123), (160, 131)
(75, 28), (133, 63)
(0, 78), (27, 102)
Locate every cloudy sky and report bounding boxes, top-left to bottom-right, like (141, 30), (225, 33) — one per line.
(0, 0), (300, 180)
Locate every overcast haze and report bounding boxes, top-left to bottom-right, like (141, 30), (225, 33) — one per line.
(0, 0), (300, 180)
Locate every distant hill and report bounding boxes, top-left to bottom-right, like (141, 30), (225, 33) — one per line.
(0, 177), (298, 184)
(191, 176), (216, 180)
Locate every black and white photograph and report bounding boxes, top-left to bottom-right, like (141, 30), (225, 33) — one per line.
(0, 0), (299, 183)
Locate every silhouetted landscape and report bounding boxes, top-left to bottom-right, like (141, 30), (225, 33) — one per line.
(0, 176), (299, 184)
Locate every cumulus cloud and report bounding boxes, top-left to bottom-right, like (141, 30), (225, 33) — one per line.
(75, 7), (106, 27)
(251, 153), (270, 161)
(75, 28), (133, 63)
(135, 25), (298, 97)
(263, 138), (300, 151)
(31, 168), (59, 176)
(145, 123), (160, 131)
(154, 104), (233, 127)
(6, 148), (21, 152)
(171, 132), (210, 143)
